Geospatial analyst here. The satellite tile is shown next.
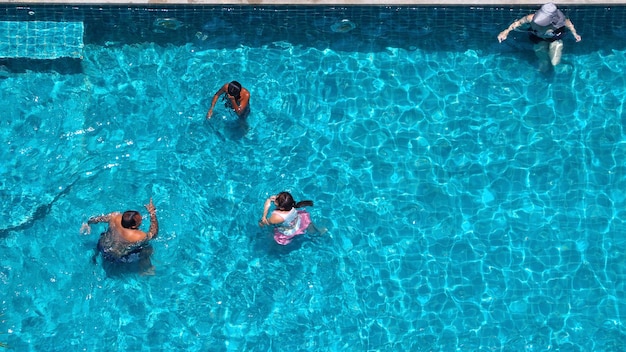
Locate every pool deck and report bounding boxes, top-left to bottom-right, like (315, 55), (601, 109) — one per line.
(1, 0), (624, 5)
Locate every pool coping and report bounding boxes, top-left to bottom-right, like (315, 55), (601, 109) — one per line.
(0, 0), (624, 5)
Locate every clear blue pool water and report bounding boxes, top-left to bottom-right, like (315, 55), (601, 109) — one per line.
(1, 5), (626, 351)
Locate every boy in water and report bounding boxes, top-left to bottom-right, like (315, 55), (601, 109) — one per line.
(206, 81), (250, 119)
(81, 198), (158, 274)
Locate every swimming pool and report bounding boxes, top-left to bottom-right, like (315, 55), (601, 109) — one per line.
(1, 4), (626, 350)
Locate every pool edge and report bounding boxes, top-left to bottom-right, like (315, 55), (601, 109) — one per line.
(1, 0), (625, 6)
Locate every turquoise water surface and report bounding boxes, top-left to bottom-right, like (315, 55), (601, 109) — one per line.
(1, 5), (626, 351)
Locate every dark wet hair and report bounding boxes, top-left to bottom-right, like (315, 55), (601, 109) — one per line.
(121, 211), (141, 229)
(227, 81), (242, 98)
(275, 191), (314, 211)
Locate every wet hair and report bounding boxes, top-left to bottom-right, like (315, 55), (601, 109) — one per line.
(121, 211), (141, 229)
(275, 191), (314, 211)
(227, 81), (242, 99)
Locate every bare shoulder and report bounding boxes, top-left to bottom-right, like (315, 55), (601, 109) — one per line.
(268, 211), (285, 224)
(120, 228), (149, 243)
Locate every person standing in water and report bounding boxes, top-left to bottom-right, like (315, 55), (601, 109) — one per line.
(497, 3), (581, 69)
(206, 81), (250, 119)
(81, 198), (158, 273)
(259, 192), (324, 245)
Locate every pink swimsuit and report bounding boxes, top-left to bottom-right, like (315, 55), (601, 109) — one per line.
(273, 208), (311, 245)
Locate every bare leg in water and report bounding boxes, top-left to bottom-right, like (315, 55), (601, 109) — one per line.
(308, 221), (328, 235)
(534, 42), (551, 72)
(549, 40), (564, 66)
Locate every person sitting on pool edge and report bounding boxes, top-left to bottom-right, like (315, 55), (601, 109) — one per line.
(497, 3), (581, 69)
(81, 198), (158, 274)
(259, 192), (325, 245)
(206, 81), (250, 119)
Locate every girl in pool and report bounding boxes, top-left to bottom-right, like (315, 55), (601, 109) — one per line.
(258, 192), (323, 245)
